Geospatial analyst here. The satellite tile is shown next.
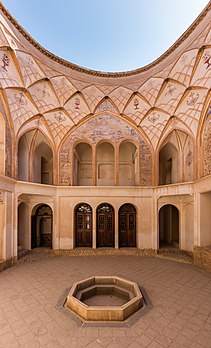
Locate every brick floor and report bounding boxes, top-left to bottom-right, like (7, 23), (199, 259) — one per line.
(0, 255), (211, 347)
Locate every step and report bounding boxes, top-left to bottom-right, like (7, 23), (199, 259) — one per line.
(155, 252), (193, 264)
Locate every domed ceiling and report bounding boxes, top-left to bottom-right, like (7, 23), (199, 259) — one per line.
(0, 2), (210, 151)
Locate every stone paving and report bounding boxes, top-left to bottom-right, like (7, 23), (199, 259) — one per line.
(0, 254), (211, 348)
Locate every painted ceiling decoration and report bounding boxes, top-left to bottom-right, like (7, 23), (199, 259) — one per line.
(0, 2), (210, 150)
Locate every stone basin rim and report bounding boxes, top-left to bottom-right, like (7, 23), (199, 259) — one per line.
(65, 276), (144, 321)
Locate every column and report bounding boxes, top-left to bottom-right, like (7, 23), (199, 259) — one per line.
(115, 144), (119, 186)
(92, 207), (96, 249)
(92, 145), (97, 186)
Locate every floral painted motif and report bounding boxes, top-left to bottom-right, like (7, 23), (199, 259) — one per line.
(203, 52), (211, 69)
(186, 92), (199, 106)
(54, 111), (66, 122)
(148, 112), (160, 124)
(1, 53), (10, 71)
(14, 92), (27, 106)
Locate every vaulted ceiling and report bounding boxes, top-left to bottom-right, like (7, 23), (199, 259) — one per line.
(0, 3), (210, 150)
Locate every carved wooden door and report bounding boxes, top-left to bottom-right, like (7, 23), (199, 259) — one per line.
(119, 204), (136, 247)
(97, 204), (114, 247)
(75, 204), (92, 247)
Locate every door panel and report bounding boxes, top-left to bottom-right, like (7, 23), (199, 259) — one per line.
(75, 212), (92, 247)
(97, 204), (114, 247)
(119, 205), (136, 247)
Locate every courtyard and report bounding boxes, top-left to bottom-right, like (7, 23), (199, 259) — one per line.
(0, 254), (211, 348)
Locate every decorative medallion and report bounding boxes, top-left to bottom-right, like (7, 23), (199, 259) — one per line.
(186, 92), (199, 106)
(35, 118), (43, 126)
(54, 111), (66, 123)
(148, 112), (160, 124)
(37, 84), (50, 98)
(165, 84), (176, 97)
(96, 99), (116, 113)
(14, 92), (27, 106)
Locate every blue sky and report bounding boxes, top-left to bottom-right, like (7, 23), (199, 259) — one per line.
(2, 0), (209, 72)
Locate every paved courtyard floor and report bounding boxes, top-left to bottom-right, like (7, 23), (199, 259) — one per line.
(0, 254), (211, 348)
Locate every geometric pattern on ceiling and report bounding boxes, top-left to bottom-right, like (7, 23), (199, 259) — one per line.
(0, 3), (210, 149)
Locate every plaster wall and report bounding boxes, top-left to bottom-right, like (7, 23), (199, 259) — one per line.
(184, 203), (194, 251)
(200, 191), (211, 246)
(1, 170), (211, 262)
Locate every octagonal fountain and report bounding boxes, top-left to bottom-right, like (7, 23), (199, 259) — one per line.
(65, 276), (143, 321)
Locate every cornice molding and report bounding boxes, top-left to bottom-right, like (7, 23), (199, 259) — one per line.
(0, 2), (210, 78)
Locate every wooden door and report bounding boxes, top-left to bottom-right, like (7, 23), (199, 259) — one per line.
(75, 204), (92, 247)
(119, 204), (136, 247)
(97, 204), (114, 247)
(76, 212), (92, 247)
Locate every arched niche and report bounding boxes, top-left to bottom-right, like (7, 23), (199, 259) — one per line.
(119, 141), (138, 186)
(32, 131), (53, 184)
(0, 112), (5, 175)
(159, 129), (194, 185)
(159, 142), (178, 185)
(73, 142), (92, 186)
(159, 204), (179, 249)
(96, 142), (114, 186)
(18, 130), (54, 184)
(18, 134), (29, 181)
(59, 114), (152, 186)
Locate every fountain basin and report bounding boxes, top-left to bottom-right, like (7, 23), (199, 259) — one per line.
(65, 276), (143, 321)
